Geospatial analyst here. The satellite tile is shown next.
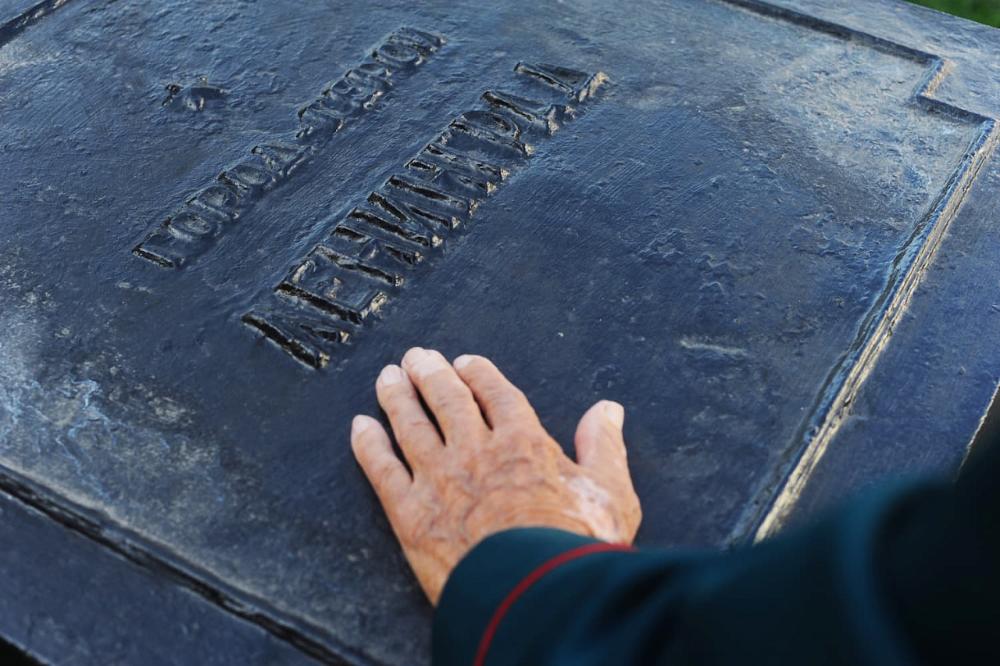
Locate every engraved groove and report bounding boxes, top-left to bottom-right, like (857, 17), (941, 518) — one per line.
(0, 0), (74, 45)
(367, 190), (455, 235)
(386, 175), (471, 210)
(709, 0), (1000, 543)
(4, 4), (990, 665)
(0, 461), (363, 664)
(244, 61), (604, 368)
(314, 245), (404, 287)
(133, 27), (444, 270)
(276, 283), (364, 324)
(349, 207), (436, 248)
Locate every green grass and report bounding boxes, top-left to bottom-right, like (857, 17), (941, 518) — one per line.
(907, 0), (1000, 27)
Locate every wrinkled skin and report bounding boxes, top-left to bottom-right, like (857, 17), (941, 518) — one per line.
(350, 347), (642, 604)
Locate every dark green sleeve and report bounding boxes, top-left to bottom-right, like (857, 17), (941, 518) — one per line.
(433, 441), (1000, 665)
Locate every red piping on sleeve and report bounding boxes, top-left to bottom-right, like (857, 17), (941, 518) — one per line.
(472, 541), (634, 666)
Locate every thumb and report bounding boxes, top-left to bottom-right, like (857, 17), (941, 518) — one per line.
(574, 400), (628, 472)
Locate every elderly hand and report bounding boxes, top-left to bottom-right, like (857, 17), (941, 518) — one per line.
(350, 348), (642, 604)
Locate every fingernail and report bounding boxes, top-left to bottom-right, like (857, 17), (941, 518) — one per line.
(378, 365), (405, 386)
(604, 401), (625, 428)
(352, 415), (373, 438)
(402, 347), (442, 378)
(454, 354), (474, 370)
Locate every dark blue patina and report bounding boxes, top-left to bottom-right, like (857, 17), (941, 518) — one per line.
(1, 0), (999, 663)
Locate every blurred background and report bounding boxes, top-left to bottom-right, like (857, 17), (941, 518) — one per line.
(909, 0), (1000, 26)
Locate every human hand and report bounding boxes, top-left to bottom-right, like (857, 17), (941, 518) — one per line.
(350, 348), (642, 605)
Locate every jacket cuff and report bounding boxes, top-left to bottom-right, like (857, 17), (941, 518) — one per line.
(432, 528), (626, 666)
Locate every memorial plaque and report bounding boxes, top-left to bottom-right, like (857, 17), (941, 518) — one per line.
(2, 0), (1000, 663)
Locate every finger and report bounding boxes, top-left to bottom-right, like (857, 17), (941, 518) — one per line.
(574, 401), (630, 478)
(400, 347), (489, 442)
(452, 354), (538, 428)
(351, 414), (412, 510)
(376, 363), (443, 467)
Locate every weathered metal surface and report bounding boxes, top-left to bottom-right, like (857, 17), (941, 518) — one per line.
(1, 0), (999, 663)
(0, 490), (317, 666)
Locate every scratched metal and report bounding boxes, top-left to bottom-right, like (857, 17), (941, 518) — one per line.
(2, 0), (1000, 664)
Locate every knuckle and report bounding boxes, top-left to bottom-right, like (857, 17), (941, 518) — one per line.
(499, 424), (544, 447)
(433, 391), (462, 411)
(481, 386), (511, 407)
(374, 464), (402, 491)
(399, 420), (441, 447)
(403, 419), (436, 435)
(436, 386), (474, 411)
(483, 386), (526, 412)
(380, 383), (415, 406)
(382, 403), (409, 423)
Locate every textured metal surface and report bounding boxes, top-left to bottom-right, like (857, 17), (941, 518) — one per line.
(0, 488), (318, 666)
(1, 0), (1000, 663)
